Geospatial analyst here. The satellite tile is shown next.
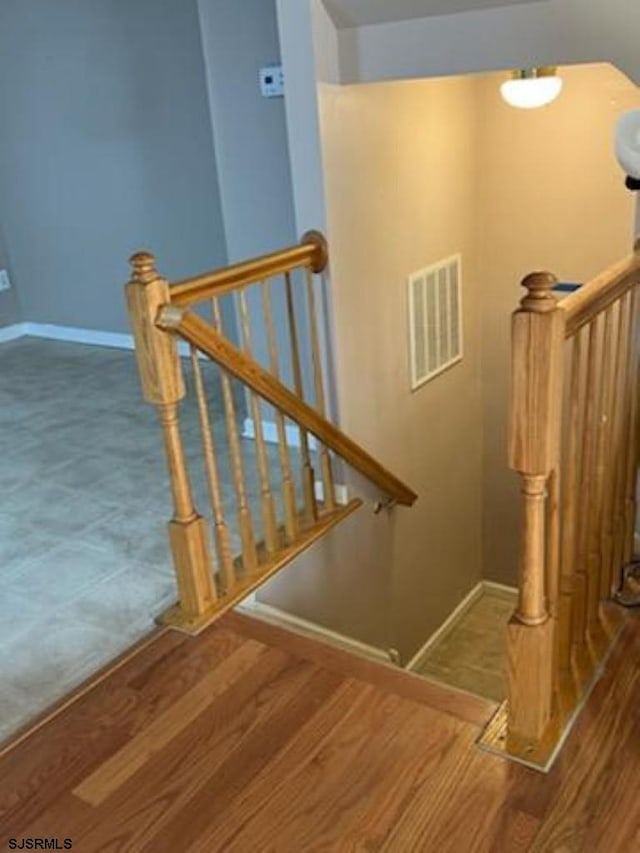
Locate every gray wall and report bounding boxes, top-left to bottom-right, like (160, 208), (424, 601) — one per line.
(197, 0), (298, 381)
(0, 0), (228, 334)
(197, 0), (296, 262)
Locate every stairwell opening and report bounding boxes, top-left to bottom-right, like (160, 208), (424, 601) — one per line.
(253, 61), (640, 705)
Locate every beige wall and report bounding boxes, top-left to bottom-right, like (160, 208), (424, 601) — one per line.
(260, 57), (639, 661)
(260, 75), (484, 659)
(322, 76), (484, 658)
(478, 63), (640, 584)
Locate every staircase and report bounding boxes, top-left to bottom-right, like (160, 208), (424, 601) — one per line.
(126, 232), (416, 634)
(126, 231), (640, 771)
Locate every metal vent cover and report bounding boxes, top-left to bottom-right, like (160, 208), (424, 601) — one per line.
(408, 254), (463, 390)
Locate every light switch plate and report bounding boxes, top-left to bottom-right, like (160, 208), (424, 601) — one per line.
(259, 65), (284, 98)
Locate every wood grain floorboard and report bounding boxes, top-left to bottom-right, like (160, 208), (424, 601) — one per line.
(1, 613), (638, 851)
(0, 626), (172, 760)
(74, 639), (267, 806)
(224, 611), (496, 726)
(190, 679), (374, 851)
(141, 665), (346, 852)
(0, 627), (244, 837)
(21, 648), (318, 850)
(201, 682), (471, 853)
(528, 622), (640, 852)
(210, 688), (423, 853)
(380, 728), (503, 852)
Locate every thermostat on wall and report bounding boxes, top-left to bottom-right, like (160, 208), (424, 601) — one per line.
(259, 65), (284, 98)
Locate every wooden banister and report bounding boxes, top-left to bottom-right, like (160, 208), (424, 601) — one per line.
(507, 271), (564, 743)
(560, 249), (640, 338)
(127, 233), (416, 637)
(170, 231), (328, 307)
(482, 242), (640, 769)
(157, 306), (418, 508)
(125, 253), (218, 621)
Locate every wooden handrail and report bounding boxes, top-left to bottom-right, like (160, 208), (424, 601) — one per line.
(560, 248), (640, 338)
(157, 306), (418, 507)
(170, 231), (328, 307)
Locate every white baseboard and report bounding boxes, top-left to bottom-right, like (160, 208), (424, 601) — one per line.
(236, 597), (392, 665)
(405, 580), (519, 672)
(242, 416), (318, 451)
(0, 322), (28, 343)
(405, 582), (484, 671)
(0, 321), (193, 356)
(25, 322), (136, 350)
(482, 580), (518, 596)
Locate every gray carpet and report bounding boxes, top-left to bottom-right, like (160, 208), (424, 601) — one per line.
(0, 336), (302, 742)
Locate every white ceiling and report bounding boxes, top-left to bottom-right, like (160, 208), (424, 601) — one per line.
(323, 0), (543, 29)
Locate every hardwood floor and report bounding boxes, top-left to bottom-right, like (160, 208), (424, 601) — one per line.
(1, 610), (639, 851)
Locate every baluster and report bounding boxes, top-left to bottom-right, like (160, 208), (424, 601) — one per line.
(189, 345), (235, 592)
(584, 311), (609, 649)
(262, 280), (298, 542)
(611, 291), (634, 590)
(507, 272), (563, 743)
(305, 267), (335, 511)
(598, 305), (619, 599)
(559, 331), (584, 680)
(211, 296), (258, 572)
(126, 252), (216, 622)
(284, 271), (317, 523)
(622, 285), (640, 566)
(574, 317), (600, 667)
(157, 402), (196, 526)
(238, 288), (279, 554)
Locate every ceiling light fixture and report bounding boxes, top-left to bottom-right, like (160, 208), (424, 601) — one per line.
(500, 67), (563, 110)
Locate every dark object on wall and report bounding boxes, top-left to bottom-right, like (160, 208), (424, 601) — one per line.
(553, 282), (582, 294)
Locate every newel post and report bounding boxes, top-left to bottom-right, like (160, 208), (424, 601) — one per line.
(126, 252), (217, 621)
(507, 271), (564, 744)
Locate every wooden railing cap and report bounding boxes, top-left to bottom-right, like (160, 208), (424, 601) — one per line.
(129, 251), (158, 284)
(520, 271), (558, 313)
(301, 230), (329, 274)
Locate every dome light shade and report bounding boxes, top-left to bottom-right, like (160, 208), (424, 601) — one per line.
(614, 110), (640, 181)
(500, 67), (563, 109)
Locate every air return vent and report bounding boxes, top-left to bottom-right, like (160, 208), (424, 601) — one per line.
(408, 254), (463, 390)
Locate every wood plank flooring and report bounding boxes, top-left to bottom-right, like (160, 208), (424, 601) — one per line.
(1, 610), (639, 851)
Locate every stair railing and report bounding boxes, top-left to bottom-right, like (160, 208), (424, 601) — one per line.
(125, 232), (416, 633)
(497, 240), (640, 763)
